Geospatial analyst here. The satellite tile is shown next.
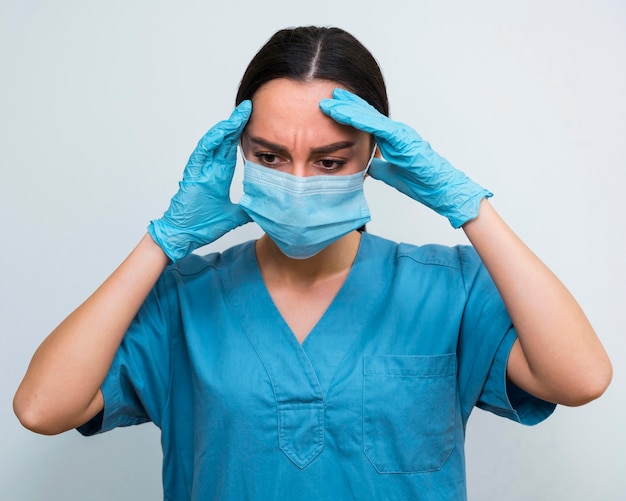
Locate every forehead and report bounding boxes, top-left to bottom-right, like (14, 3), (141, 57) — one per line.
(251, 78), (340, 108)
(245, 78), (358, 143)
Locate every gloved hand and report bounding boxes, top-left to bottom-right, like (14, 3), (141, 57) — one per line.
(148, 101), (252, 262)
(319, 89), (492, 228)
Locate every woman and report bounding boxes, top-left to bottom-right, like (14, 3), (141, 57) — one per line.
(14, 26), (611, 500)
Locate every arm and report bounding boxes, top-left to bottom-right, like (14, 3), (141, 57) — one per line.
(321, 89), (612, 406)
(13, 235), (168, 435)
(463, 200), (612, 406)
(14, 101), (253, 435)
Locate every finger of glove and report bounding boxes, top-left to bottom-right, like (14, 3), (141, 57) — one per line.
(319, 89), (413, 146)
(183, 101), (252, 181)
(205, 101), (252, 185)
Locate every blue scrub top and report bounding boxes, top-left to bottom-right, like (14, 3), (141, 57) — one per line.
(79, 233), (555, 500)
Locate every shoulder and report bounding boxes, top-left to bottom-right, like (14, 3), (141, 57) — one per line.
(139, 240), (258, 314)
(362, 232), (481, 272)
(361, 233), (487, 299)
(165, 240), (256, 278)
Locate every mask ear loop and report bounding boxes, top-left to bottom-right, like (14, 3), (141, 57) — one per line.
(364, 145), (378, 176)
(239, 140), (248, 165)
(355, 144), (377, 234)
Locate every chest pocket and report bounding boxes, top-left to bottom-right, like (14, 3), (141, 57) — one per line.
(363, 354), (457, 473)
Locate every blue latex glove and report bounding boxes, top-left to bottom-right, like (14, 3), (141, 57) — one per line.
(148, 101), (252, 261)
(320, 89), (492, 228)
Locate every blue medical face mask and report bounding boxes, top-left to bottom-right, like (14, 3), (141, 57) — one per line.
(240, 150), (375, 259)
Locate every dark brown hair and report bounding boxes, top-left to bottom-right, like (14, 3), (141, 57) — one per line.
(236, 26), (389, 116)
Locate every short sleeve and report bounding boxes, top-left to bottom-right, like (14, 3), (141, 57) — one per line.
(77, 268), (177, 436)
(476, 326), (556, 425)
(456, 246), (556, 425)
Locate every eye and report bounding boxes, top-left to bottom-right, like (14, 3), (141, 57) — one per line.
(316, 158), (347, 172)
(254, 153), (284, 167)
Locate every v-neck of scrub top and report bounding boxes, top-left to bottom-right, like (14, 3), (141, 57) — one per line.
(222, 233), (392, 468)
(222, 232), (392, 399)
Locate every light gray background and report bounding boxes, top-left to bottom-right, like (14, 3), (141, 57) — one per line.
(2, 1), (624, 499)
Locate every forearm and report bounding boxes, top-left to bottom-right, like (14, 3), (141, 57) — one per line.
(463, 199), (612, 406)
(14, 233), (169, 434)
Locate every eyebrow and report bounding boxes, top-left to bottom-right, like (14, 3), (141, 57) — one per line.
(248, 136), (356, 155)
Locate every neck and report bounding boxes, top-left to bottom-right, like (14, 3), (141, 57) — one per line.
(255, 232), (362, 287)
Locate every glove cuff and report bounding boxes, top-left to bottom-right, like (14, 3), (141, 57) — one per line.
(448, 189), (493, 229)
(147, 220), (191, 263)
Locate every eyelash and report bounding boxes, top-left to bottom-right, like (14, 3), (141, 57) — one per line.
(254, 153), (282, 166)
(317, 159), (347, 171)
(253, 153), (347, 172)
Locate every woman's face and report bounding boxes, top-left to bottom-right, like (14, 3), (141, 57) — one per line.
(241, 78), (373, 177)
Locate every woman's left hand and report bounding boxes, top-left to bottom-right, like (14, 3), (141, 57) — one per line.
(320, 89), (491, 228)
(323, 89), (613, 405)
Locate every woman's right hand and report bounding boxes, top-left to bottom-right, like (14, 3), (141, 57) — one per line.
(148, 101), (253, 262)
(13, 103), (254, 434)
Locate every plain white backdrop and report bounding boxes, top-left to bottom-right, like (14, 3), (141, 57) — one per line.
(2, 1), (624, 499)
